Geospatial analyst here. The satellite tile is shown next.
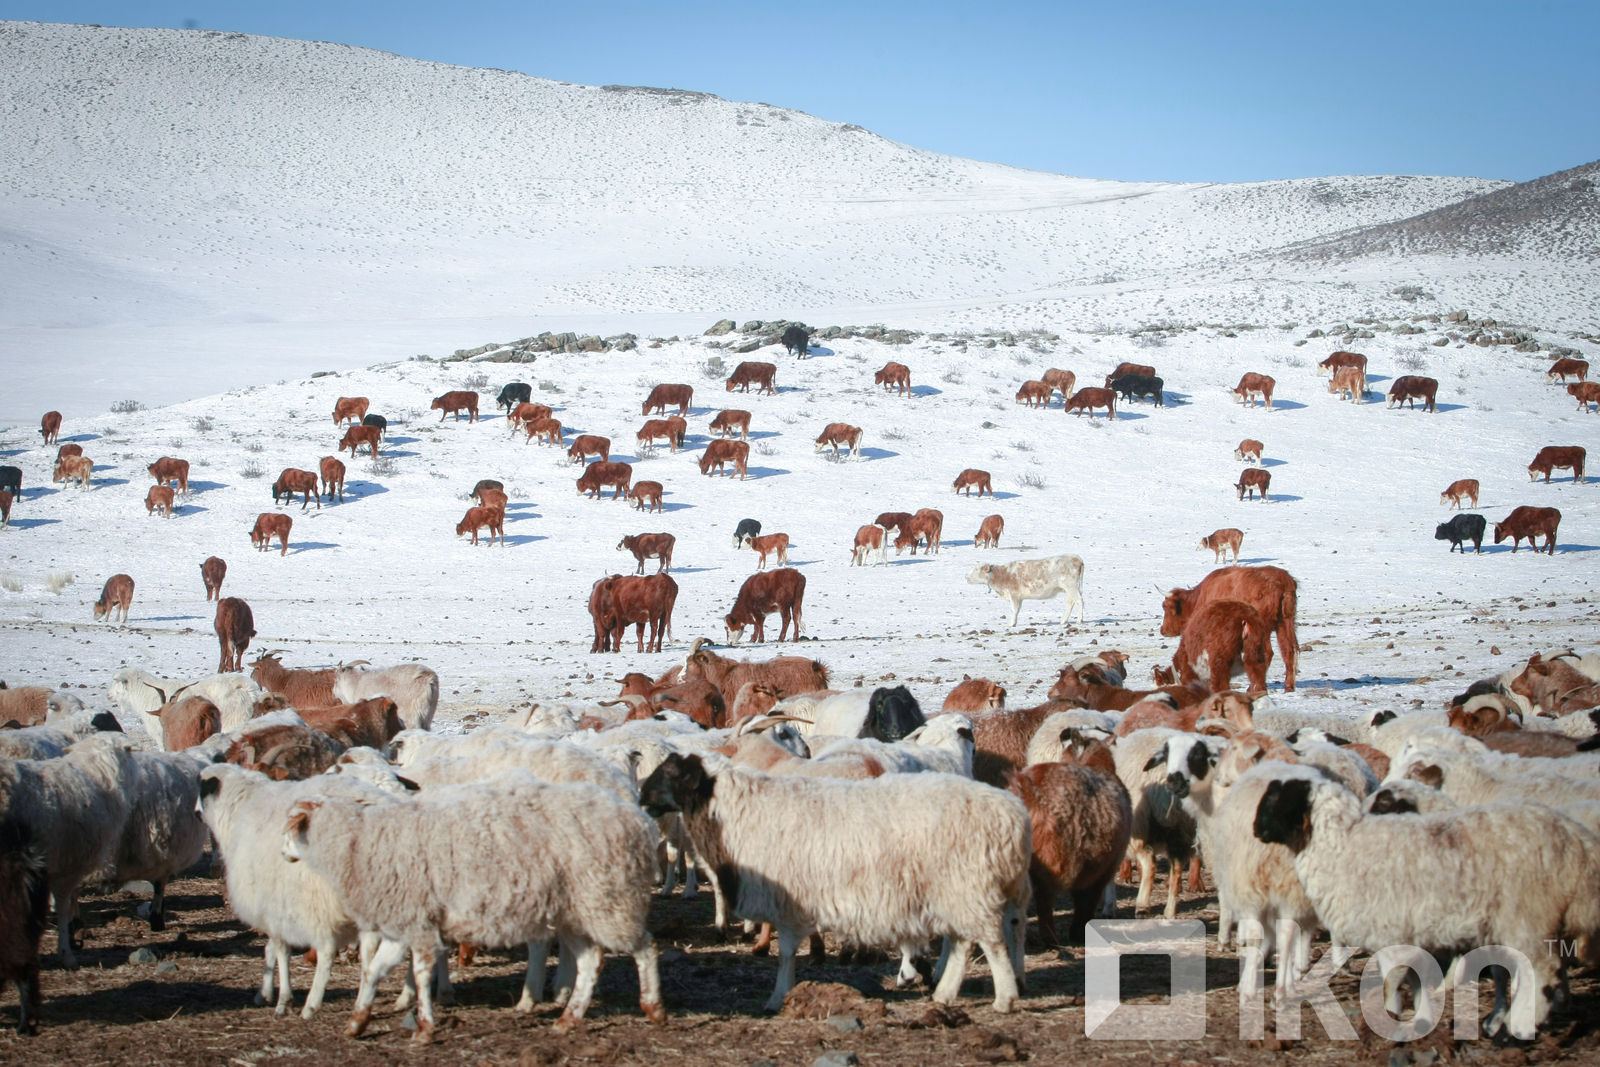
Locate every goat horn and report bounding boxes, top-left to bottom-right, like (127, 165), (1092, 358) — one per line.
(599, 696), (645, 708)
(342, 659), (370, 669)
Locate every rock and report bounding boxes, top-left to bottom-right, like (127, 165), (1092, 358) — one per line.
(812, 1054), (858, 1067)
(826, 1014), (864, 1033)
(1307, 328), (1324, 337)
(402, 1010), (418, 1031)
(128, 948), (157, 964)
(733, 338), (763, 353)
(705, 319), (736, 335)
(1447, 310), (1469, 322)
(1432, 337), (1450, 346)
(154, 960), (179, 975)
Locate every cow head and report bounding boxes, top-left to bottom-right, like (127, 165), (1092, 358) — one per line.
(964, 564), (994, 587)
(1158, 587), (1193, 638)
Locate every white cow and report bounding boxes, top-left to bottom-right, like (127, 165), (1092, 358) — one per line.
(966, 554), (1086, 627)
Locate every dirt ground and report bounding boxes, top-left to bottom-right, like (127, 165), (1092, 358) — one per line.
(3, 870), (1598, 1067)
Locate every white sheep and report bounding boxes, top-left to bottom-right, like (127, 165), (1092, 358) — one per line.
(331, 661), (440, 731)
(1291, 741), (1378, 797)
(1113, 727), (1221, 919)
(0, 710), (122, 761)
(1024, 709), (1118, 767)
(97, 749), (212, 930)
(811, 713), (975, 777)
(1389, 745), (1600, 807)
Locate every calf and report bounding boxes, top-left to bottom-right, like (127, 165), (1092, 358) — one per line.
(744, 532), (790, 569)
(56, 443), (82, 462)
(699, 439), (749, 479)
(875, 362), (911, 395)
(733, 517), (761, 549)
(338, 425), (381, 459)
(1161, 565), (1299, 691)
(1015, 380), (1051, 408)
(619, 533), (675, 574)
(1041, 368), (1076, 400)
(431, 390), (479, 422)
(642, 383), (693, 416)
(200, 556), (227, 601)
(496, 382), (532, 412)
(1569, 381), (1600, 413)
(1440, 478), (1478, 509)
(1435, 514), (1486, 554)
(471, 479), (504, 504)
(953, 468), (992, 497)
(1233, 372), (1275, 408)
(1108, 373), (1164, 406)
(567, 434), (611, 464)
(814, 423), (862, 458)
(967, 554), (1085, 627)
(1235, 439), (1263, 464)
(726, 361), (777, 395)
(249, 512), (292, 555)
(1316, 351), (1367, 377)
(781, 325), (809, 358)
(53, 455), (93, 489)
(1493, 506), (1560, 554)
(319, 456), (346, 503)
(1548, 357), (1589, 383)
(1065, 387), (1116, 418)
(1387, 375), (1437, 412)
(0, 490), (10, 527)
(93, 573), (135, 624)
(475, 488), (508, 513)
(214, 596), (256, 672)
(145, 484), (175, 518)
(1198, 527), (1243, 563)
(665, 416), (688, 450)
(39, 410), (61, 445)
(360, 413), (386, 438)
(1328, 364), (1366, 402)
(629, 480), (664, 512)
(910, 508), (944, 555)
(148, 456), (191, 497)
(332, 397), (370, 426)
(875, 512), (914, 537)
(636, 419), (679, 454)
(1528, 445), (1586, 484)
(851, 524), (887, 566)
(725, 568), (805, 642)
(455, 505), (504, 546)
(272, 468), (321, 510)
(1171, 598), (1272, 694)
(576, 461), (633, 500)
(974, 514), (1004, 549)
(1236, 467), (1270, 501)
(507, 402), (553, 437)
(1106, 362), (1156, 384)
(525, 417), (563, 447)
(710, 409), (751, 439)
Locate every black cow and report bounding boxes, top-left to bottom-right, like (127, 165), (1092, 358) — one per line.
(733, 517), (761, 549)
(361, 413), (387, 436)
(781, 325), (809, 359)
(1435, 513), (1486, 554)
(0, 465), (19, 500)
(1108, 373), (1164, 406)
(497, 382), (532, 412)
(863, 685), (925, 742)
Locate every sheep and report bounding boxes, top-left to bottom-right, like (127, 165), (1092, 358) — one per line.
(811, 714), (975, 777)
(0, 711), (122, 761)
(1248, 701), (1381, 746)
(772, 685), (925, 742)
(108, 667), (268, 744)
(1112, 728), (1221, 918)
(1291, 741), (1378, 797)
(0, 816), (48, 1034)
(97, 749), (211, 931)
(640, 753), (1031, 1013)
(1024, 710), (1119, 766)
(1391, 746), (1600, 806)
(249, 653), (337, 709)
(0, 687), (74, 728)
(1253, 775), (1600, 1040)
(942, 677), (1006, 714)
(281, 772), (666, 1041)
(224, 721), (346, 780)
(331, 661), (440, 732)
(0, 733), (140, 966)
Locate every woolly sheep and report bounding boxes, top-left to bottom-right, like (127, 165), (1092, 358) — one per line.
(1292, 741), (1378, 797)
(811, 713), (976, 777)
(330, 662), (440, 731)
(1390, 746), (1600, 807)
(1113, 728), (1222, 919)
(0, 711), (121, 761)
(1024, 709), (1118, 767)
(97, 749), (212, 931)
(0, 816), (48, 1034)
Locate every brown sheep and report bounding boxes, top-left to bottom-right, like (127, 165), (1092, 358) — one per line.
(942, 677), (1006, 714)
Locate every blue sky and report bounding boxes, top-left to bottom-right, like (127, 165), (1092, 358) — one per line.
(7, 0), (1597, 182)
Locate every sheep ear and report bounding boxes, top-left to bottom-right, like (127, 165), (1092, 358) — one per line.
(1142, 745), (1167, 771)
(396, 776), (421, 792)
(198, 774), (222, 800)
(957, 726), (974, 743)
(1407, 763), (1444, 789)
(1371, 710), (1397, 727)
(1324, 732), (1352, 747)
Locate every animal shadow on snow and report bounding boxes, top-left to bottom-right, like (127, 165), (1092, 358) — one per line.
(187, 480), (227, 494)
(1249, 493), (1302, 504)
(1160, 391), (1193, 406)
(1432, 402), (1469, 414)
(1113, 407), (1156, 420)
(0, 449), (24, 459)
(857, 447), (900, 462)
(94, 476), (131, 488)
(1265, 399), (1307, 411)
(741, 466), (788, 480)
(1236, 556), (1276, 565)
(167, 505), (208, 517)
(383, 435), (420, 446)
(342, 481), (388, 499)
(1259, 458), (1288, 468)
(3, 517), (59, 530)
(1476, 542), (1599, 555)
(908, 385), (942, 398)
(890, 557), (935, 566)
(1321, 675), (1420, 691)
(986, 490), (1021, 501)
(805, 345), (836, 358)
(669, 566), (717, 574)
(498, 533), (546, 547)
(377, 448), (419, 458)
(657, 501), (693, 513)
(136, 614), (205, 624)
(290, 541), (338, 553)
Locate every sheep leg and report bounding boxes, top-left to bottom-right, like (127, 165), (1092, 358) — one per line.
(1236, 919), (1264, 1000)
(1006, 901), (1028, 993)
(764, 926), (802, 1013)
(554, 939), (602, 1033)
(1185, 855), (1205, 893)
(932, 938), (972, 1006)
(1030, 869), (1058, 948)
(272, 937), (294, 1015)
(553, 941), (576, 1006)
(751, 922), (773, 955)
(1069, 887), (1102, 946)
(54, 889), (79, 969)
(301, 936), (339, 1019)
(895, 944), (921, 988)
(516, 938), (551, 1011)
(659, 838), (679, 895)
(1164, 856), (1182, 920)
(634, 940), (667, 1024)
(1133, 848), (1156, 912)
(1272, 919), (1299, 1003)
(682, 856), (699, 899)
(149, 880), (167, 932)
(256, 938), (278, 1007)
(982, 930), (1020, 1013)
(434, 952), (455, 1007)
(409, 947), (437, 1044)
(350, 936), (409, 1037)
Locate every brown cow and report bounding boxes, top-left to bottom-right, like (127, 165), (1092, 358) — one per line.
(250, 513), (292, 555)
(525, 417), (563, 447)
(201, 556), (227, 601)
(431, 390), (479, 422)
(875, 362), (911, 395)
(710, 409), (751, 439)
(590, 573), (678, 653)
(725, 361), (777, 395)
(851, 524), (887, 566)
(1328, 365), (1366, 402)
(1198, 528), (1243, 563)
(699, 439), (749, 479)
(339, 425), (381, 459)
(0, 489), (11, 527)
(636, 419), (679, 454)
(725, 568), (806, 643)
(39, 410), (61, 445)
(1015, 381), (1052, 408)
(1441, 479), (1479, 510)
(1493, 506), (1561, 554)
(1387, 375), (1437, 412)
(56, 442), (83, 463)
(744, 532), (790, 569)
(665, 415), (689, 449)
(507, 402), (553, 437)
(1236, 468), (1270, 502)
(875, 511), (914, 536)
(577, 461), (633, 500)
(1171, 600), (1272, 694)
(1317, 351), (1367, 376)
(629, 480), (664, 512)
(475, 488), (508, 514)
(1569, 382), (1600, 413)
(455, 505), (504, 546)
(953, 469), (992, 497)
(1235, 439), (1263, 464)
(1233, 373), (1275, 408)
(93, 573), (134, 624)
(1548, 357), (1589, 383)
(145, 484), (175, 518)
(471, 479), (505, 502)
(814, 423), (862, 459)
(319, 456), (346, 503)
(1105, 362), (1155, 387)
(567, 435), (611, 464)
(1160, 565), (1299, 692)
(272, 468), (321, 510)
(911, 508), (944, 554)
(1528, 446), (1586, 484)
(332, 397), (370, 426)
(1065, 387), (1116, 418)
(1041, 368), (1076, 400)
(148, 456), (191, 497)
(974, 514), (1004, 549)
(618, 533), (674, 574)
(53, 455), (93, 489)
(642, 383), (693, 416)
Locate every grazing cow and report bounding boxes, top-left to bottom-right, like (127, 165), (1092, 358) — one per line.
(726, 361), (777, 395)
(319, 456), (346, 503)
(507, 402), (553, 436)
(1316, 351), (1367, 377)
(629, 480), (664, 512)
(39, 410), (61, 445)
(1198, 528), (1243, 563)
(974, 514), (1004, 549)
(496, 382), (532, 412)
(665, 415), (688, 450)
(567, 434), (611, 464)
(1387, 375), (1438, 412)
(1493, 506), (1561, 555)
(475, 488), (508, 514)
(743, 532), (790, 569)
(1435, 514), (1486, 554)
(1548, 357), (1589, 383)
(338, 424), (381, 459)
(93, 573), (134, 624)
(201, 556), (227, 601)
(1233, 372), (1275, 408)
(1328, 364), (1366, 402)
(360, 413), (387, 438)
(0, 489), (10, 526)
(1172, 599), (1272, 693)
(576, 461), (633, 500)
(1016, 380), (1052, 408)
(144, 484), (175, 518)
(53, 455), (93, 490)
(1065, 387), (1116, 418)
(1436, 478), (1479, 510)
(590, 573), (678, 653)
(851, 524), (887, 566)
(1569, 382), (1600, 413)
(618, 533), (675, 574)
(1236, 468), (1270, 502)
(56, 443), (83, 462)
(332, 397), (370, 426)
(1160, 565), (1299, 691)
(272, 468), (321, 510)
(0, 466), (18, 504)
(1108, 374), (1164, 406)
(733, 518), (761, 548)
(875, 362), (911, 395)
(431, 390), (479, 422)
(525, 417), (563, 447)
(781, 325), (809, 358)
(642, 383), (693, 416)
(699, 439), (749, 479)
(1528, 445), (1586, 484)
(214, 596), (255, 672)
(1235, 439), (1263, 464)
(910, 508), (944, 555)
(814, 423), (863, 459)
(249, 512), (292, 555)
(966, 554), (1086, 627)
(953, 469), (993, 497)
(636, 419), (679, 454)
(455, 505), (504, 546)
(1106, 362), (1156, 385)
(471, 478), (504, 502)
(874, 511), (914, 537)
(148, 456), (191, 497)
(710, 409), (751, 439)
(1041, 368), (1076, 401)
(725, 568), (806, 642)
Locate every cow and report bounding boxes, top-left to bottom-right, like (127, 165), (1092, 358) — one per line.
(665, 415), (688, 450)
(431, 390), (479, 422)
(875, 362), (911, 395)
(1548, 358), (1589, 383)
(1041, 368), (1076, 401)
(496, 382), (532, 412)
(1570, 382), (1600, 413)
(618, 533), (675, 574)
(589, 573), (678, 653)
(1065, 387), (1116, 418)
(1493, 506), (1561, 555)
(471, 479), (504, 502)
(56, 443), (83, 462)
(1171, 599), (1272, 694)
(733, 518), (761, 549)
(249, 513), (292, 555)
(726, 361), (777, 395)
(629, 480), (664, 512)
(1435, 514), (1486, 554)
(455, 505), (504, 546)
(1159, 565), (1299, 691)
(974, 514), (1004, 549)
(1236, 468), (1271, 502)
(642, 383), (693, 416)
(148, 457), (191, 497)
(201, 556), (227, 601)
(1198, 528), (1243, 563)
(332, 397), (370, 426)
(743, 532), (790, 569)
(1316, 351), (1367, 377)
(567, 435), (611, 464)
(781, 325), (809, 358)
(475, 487), (508, 514)
(636, 420), (680, 454)
(725, 568), (806, 643)
(0, 489), (10, 526)
(710, 409), (751, 439)
(0, 465), (18, 501)
(1387, 375), (1438, 412)
(272, 468), (321, 510)
(814, 423), (863, 459)
(576, 461), (633, 500)
(699, 439), (749, 479)
(39, 410), (61, 445)
(966, 554), (1086, 627)
(93, 573), (134, 624)
(1108, 374), (1164, 406)
(1106, 362), (1156, 385)
(144, 484), (175, 518)
(507, 402), (553, 437)
(361, 413), (387, 438)
(903, 508), (943, 556)
(1015, 381), (1052, 408)
(319, 456), (346, 503)
(525, 417), (563, 447)
(1233, 372), (1275, 408)
(874, 512), (914, 537)
(1235, 439), (1264, 464)
(214, 596), (255, 672)
(1528, 446), (1586, 484)
(1328, 365), (1366, 402)
(1441, 478), (1479, 510)
(953, 469), (992, 497)
(53, 455), (93, 489)
(339, 424), (381, 459)
(851, 524), (887, 566)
